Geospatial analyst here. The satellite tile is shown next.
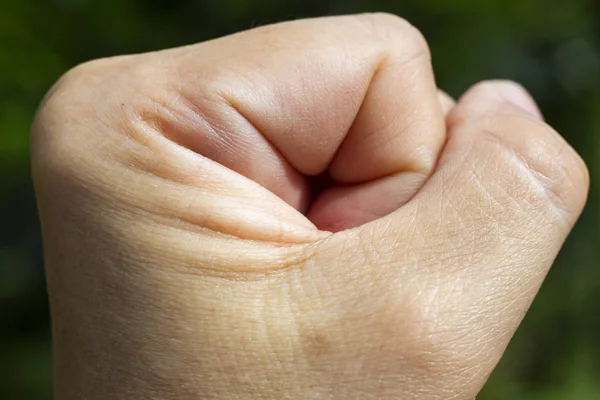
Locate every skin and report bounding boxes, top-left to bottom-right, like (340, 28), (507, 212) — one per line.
(31, 13), (589, 400)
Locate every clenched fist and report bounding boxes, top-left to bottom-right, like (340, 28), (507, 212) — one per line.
(31, 13), (589, 400)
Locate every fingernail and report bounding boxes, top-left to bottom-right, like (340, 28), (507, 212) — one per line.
(494, 81), (544, 120)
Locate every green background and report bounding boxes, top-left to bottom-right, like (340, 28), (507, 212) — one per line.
(1, 0), (598, 398)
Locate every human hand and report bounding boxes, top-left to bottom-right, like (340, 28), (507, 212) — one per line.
(32, 13), (589, 399)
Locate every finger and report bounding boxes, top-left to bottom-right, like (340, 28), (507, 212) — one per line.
(306, 88), (454, 232)
(307, 88), (455, 232)
(150, 13), (446, 226)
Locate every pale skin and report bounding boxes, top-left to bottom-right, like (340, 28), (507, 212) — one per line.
(31, 13), (589, 400)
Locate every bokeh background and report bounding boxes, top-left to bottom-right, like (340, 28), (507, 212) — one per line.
(1, 0), (599, 398)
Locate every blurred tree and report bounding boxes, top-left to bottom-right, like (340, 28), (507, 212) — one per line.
(0, 0), (597, 398)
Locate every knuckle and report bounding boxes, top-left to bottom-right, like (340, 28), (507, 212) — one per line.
(358, 12), (413, 32)
(32, 57), (122, 138)
(479, 115), (588, 225)
(31, 63), (96, 170)
(33, 63), (88, 126)
(359, 11), (412, 28)
(355, 13), (430, 58)
(31, 56), (133, 188)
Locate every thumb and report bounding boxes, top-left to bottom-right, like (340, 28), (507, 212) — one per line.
(307, 80), (588, 397)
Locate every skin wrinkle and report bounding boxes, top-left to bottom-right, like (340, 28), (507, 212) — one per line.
(155, 65), (312, 212)
(113, 142), (320, 247)
(449, 135), (552, 246)
(167, 91), (242, 157)
(211, 49), (376, 177)
(215, 90), (312, 211)
(104, 204), (318, 281)
(448, 99), (588, 225)
(479, 127), (573, 229)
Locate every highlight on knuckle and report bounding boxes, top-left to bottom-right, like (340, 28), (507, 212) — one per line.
(31, 57), (135, 191)
(355, 12), (430, 59)
(32, 57), (125, 140)
(31, 63), (97, 168)
(33, 62), (91, 127)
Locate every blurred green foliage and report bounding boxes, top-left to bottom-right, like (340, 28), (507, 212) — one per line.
(1, 0), (598, 398)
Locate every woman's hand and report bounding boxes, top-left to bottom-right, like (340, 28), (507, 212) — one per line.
(31, 13), (589, 400)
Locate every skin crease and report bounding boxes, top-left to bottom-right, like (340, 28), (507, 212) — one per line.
(31, 13), (589, 400)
